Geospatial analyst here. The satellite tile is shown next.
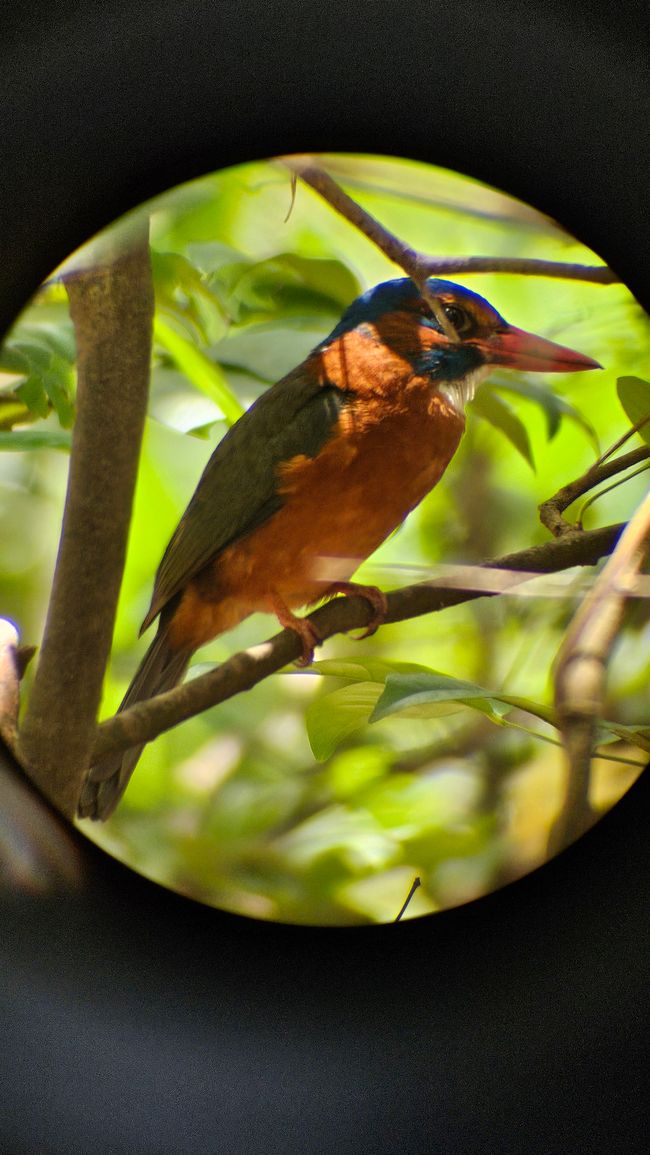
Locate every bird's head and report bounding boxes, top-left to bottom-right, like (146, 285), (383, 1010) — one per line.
(326, 277), (600, 408)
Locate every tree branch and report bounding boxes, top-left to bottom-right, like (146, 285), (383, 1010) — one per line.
(539, 445), (650, 536)
(90, 522), (624, 766)
(282, 157), (619, 286)
(17, 221), (154, 818)
(549, 491), (650, 854)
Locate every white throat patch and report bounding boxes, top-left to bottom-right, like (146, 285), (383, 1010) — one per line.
(437, 364), (491, 412)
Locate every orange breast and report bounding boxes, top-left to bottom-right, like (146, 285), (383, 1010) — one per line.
(167, 370), (465, 653)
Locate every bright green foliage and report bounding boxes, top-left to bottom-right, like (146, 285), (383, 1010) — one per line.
(1, 155), (648, 924)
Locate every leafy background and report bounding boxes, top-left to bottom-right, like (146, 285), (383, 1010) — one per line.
(1, 154), (648, 924)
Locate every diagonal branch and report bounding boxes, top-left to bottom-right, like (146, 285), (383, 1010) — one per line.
(89, 522), (624, 766)
(17, 221), (154, 818)
(282, 157), (619, 287)
(539, 445), (650, 536)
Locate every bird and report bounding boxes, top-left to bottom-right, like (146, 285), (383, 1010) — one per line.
(79, 276), (600, 820)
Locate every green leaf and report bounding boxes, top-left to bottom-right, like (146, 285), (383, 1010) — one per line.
(153, 315), (245, 425)
(596, 720), (650, 753)
(616, 376), (650, 444)
(228, 254), (361, 321)
(20, 319), (76, 363)
(309, 657), (432, 682)
(371, 673), (557, 729)
(470, 386), (535, 468)
(0, 428), (72, 451)
(491, 693), (556, 727)
(0, 346), (30, 376)
(151, 250), (227, 344)
(11, 340), (52, 373)
(42, 355), (75, 427)
(306, 682), (384, 761)
(493, 377), (599, 449)
(16, 375), (49, 419)
(372, 672), (506, 722)
(0, 399), (31, 430)
(43, 372), (75, 428)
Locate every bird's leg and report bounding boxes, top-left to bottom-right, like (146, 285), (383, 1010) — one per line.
(325, 582), (388, 639)
(268, 591), (322, 666)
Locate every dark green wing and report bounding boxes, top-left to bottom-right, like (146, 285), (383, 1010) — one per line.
(141, 363), (349, 631)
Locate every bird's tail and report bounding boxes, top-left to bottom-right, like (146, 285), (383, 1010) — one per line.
(78, 626), (190, 822)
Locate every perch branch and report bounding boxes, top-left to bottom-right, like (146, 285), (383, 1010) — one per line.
(549, 490), (650, 854)
(17, 221), (154, 818)
(90, 522), (624, 766)
(282, 157), (619, 286)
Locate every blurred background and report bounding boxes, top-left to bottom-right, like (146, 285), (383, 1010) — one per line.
(1, 153), (648, 923)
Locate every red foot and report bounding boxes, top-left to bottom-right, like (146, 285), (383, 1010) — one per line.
(326, 581), (388, 638)
(268, 592), (322, 666)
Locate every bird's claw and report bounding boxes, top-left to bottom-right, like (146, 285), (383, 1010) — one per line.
(288, 617), (322, 667)
(269, 591), (321, 666)
(327, 582), (388, 638)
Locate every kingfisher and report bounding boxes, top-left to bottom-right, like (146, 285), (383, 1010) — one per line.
(79, 276), (600, 820)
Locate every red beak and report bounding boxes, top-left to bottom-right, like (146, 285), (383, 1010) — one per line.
(479, 326), (601, 373)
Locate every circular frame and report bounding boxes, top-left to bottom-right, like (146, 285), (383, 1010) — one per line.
(1, 2), (649, 1151)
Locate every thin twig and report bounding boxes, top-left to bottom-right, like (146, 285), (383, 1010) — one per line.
(90, 523), (624, 766)
(539, 446), (650, 537)
(597, 411), (650, 464)
(17, 221), (154, 817)
(576, 462), (650, 527)
(550, 490), (650, 854)
(282, 157), (619, 286)
(395, 877), (421, 922)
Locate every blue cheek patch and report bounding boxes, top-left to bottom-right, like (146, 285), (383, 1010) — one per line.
(412, 343), (484, 382)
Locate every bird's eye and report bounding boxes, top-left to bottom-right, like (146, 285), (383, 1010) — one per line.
(442, 304), (471, 334)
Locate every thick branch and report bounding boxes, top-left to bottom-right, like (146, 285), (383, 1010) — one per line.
(282, 157), (619, 286)
(90, 522), (623, 765)
(17, 222), (154, 818)
(550, 492), (650, 853)
(539, 445), (650, 536)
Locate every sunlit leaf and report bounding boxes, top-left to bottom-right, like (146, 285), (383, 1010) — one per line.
(616, 376), (650, 444)
(0, 399), (31, 430)
(309, 657), (432, 682)
(306, 682), (383, 760)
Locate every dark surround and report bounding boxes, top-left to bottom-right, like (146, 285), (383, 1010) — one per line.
(1, 2), (649, 1152)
